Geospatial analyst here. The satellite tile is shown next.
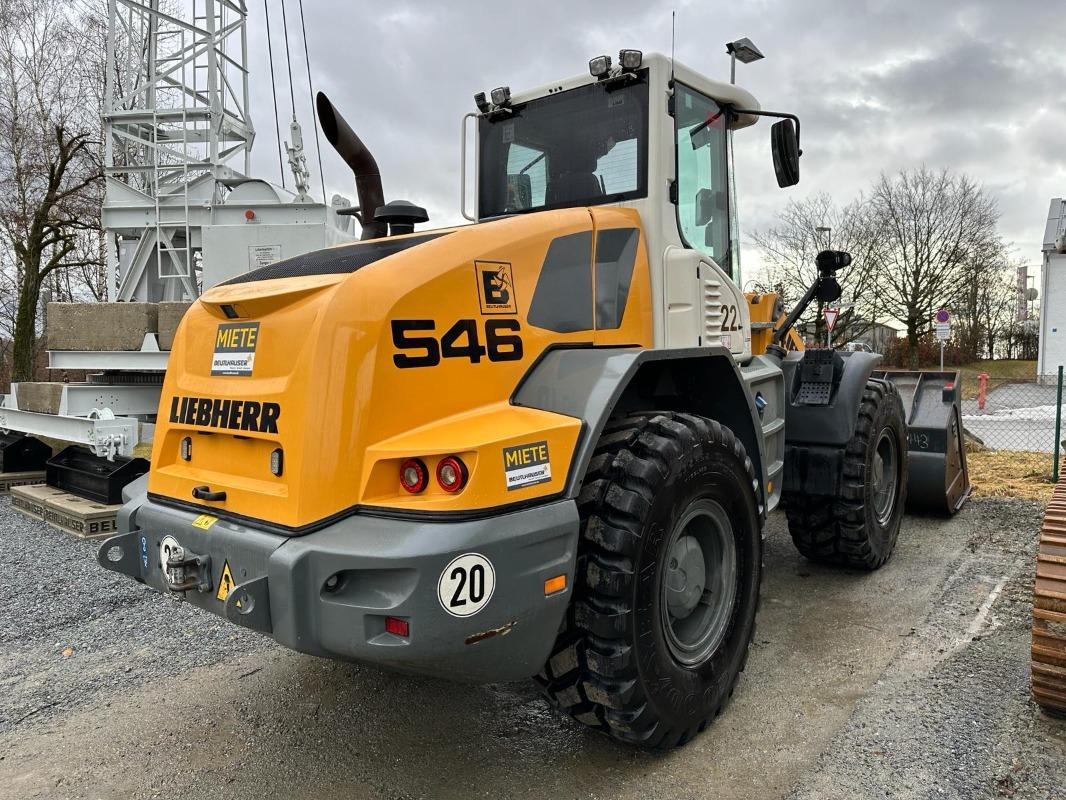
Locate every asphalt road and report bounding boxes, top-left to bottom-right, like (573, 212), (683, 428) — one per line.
(0, 495), (1063, 800)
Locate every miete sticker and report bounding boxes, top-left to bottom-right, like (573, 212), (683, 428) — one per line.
(192, 514), (218, 530)
(503, 441), (551, 491)
(437, 553), (496, 618)
(216, 560), (236, 602)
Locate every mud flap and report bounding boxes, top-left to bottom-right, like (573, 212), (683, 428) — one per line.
(874, 370), (971, 514)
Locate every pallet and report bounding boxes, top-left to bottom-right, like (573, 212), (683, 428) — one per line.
(10, 483), (68, 521)
(0, 470), (46, 494)
(40, 490), (123, 539)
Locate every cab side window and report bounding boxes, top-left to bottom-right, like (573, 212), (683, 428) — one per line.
(674, 84), (731, 275)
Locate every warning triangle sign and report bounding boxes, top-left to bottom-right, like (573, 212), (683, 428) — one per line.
(824, 307), (840, 332)
(216, 560), (236, 602)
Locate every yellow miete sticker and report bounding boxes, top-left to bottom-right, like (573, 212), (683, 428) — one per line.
(192, 514), (218, 530)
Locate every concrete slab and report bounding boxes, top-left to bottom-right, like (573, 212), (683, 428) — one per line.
(46, 302), (159, 351)
(158, 301), (193, 350)
(9, 483), (68, 521)
(13, 382), (65, 414)
(40, 490), (122, 539)
(0, 470), (46, 494)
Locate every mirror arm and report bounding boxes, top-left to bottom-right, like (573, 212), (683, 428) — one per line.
(731, 107), (802, 155)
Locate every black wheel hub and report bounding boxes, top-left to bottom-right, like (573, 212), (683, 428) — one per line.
(661, 499), (737, 667)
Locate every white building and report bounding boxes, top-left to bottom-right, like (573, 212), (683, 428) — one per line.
(1038, 198), (1066, 377)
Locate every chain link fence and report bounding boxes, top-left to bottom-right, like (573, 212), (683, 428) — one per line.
(960, 366), (1064, 484)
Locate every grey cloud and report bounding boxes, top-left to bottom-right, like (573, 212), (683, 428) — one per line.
(241, 0), (1063, 265)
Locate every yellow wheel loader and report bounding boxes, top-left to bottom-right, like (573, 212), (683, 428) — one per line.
(97, 50), (956, 749)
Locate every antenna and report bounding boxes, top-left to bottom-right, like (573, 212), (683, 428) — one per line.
(670, 10), (676, 82)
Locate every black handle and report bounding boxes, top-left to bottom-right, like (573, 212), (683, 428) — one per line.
(192, 485), (227, 502)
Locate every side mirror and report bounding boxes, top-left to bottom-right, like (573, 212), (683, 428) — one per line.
(770, 118), (800, 188)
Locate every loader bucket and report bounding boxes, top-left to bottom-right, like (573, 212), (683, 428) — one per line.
(873, 370), (972, 515)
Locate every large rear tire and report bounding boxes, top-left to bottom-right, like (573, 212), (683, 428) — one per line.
(783, 378), (907, 570)
(536, 412), (763, 750)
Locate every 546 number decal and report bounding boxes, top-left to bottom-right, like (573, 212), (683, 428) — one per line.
(391, 318), (523, 368)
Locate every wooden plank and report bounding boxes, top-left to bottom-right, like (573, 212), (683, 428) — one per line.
(9, 483), (68, 521)
(41, 490), (122, 540)
(0, 470), (46, 494)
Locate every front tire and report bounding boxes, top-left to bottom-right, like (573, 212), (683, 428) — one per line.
(536, 412), (763, 750)
(783, 378), (907, 570)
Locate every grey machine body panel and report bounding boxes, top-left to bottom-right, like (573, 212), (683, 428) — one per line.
(99, 492), (579, 683)
(513, 346), (782, 513)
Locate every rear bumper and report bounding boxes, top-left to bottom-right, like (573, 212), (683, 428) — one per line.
(98, 495), (578, 683)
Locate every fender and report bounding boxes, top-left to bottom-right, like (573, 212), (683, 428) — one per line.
(780, 350), (883, 447)
(512, 346), (768, 512)
(780, 349), (884, 497)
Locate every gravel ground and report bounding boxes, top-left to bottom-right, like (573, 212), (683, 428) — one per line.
(0, 499), (269, 733)
(0, 494), (1063, 799)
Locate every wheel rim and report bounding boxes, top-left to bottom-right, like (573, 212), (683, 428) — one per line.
(660, 499), (738, 667)
(871, 428), (899, 525)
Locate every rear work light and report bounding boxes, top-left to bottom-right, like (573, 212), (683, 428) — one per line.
(436, 456), (468, 493)
(400, 458), (429, 494)
(269, 448), (284, 476)
(180, 437), (192, 461)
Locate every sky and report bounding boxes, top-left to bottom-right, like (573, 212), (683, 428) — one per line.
(241, 0), (1066, 285)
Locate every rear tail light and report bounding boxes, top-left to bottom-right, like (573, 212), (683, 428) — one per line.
(436, 456), (468, 493)
(384, 616), (409, 637)
(400, 458), (429, 494)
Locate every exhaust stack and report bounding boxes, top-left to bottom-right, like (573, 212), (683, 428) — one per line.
(316, 92), (387, 240)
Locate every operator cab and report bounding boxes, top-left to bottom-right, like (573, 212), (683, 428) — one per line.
(469, 51), (798, 285)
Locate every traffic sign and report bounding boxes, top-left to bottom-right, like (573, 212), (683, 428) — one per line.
(935, 308), (950, 324)
(935, 322), (951, 341)
(824, 307), (839, 332)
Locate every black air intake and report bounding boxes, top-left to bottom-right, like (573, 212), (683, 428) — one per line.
(316, 92), (387, 240)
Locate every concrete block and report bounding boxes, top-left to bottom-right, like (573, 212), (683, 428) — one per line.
(0, 470), (46, 494)
(47, 302), (159, 351)
(14, 382), (65, 414)
(10, 483), (68, 521)
(157, 302), (193, 350)
(42, 490), (122, 539)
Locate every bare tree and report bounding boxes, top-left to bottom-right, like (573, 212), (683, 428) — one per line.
(0, 0), (103, 382)
(954, 247), (1017, 361)
(749, 193), (886, 346)
(866, 167), (999, 368)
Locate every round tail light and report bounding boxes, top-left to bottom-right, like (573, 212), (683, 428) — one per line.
(436, 456), (468, 493)
(399, 458), (428, 494)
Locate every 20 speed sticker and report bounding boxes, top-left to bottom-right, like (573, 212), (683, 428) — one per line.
(438, 553), (495, 617)
(503, 441), (551, 491)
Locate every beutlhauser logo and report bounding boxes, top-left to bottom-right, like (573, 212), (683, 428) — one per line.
(475, 261), (517, 314)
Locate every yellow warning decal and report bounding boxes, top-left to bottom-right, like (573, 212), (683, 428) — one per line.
(216, 560), (236, 602)
(192, 514), (218, 530)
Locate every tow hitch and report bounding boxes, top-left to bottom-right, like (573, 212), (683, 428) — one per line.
(161, 539), (212, 594)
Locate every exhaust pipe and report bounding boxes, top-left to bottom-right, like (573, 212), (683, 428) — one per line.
(316, 92), (387, 240)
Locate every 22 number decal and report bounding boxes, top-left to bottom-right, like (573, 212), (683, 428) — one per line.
(392, 318), (523, 368)
(721, 304), (741, 332)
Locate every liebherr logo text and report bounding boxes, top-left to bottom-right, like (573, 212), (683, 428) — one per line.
(168, 396), (280, 434)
